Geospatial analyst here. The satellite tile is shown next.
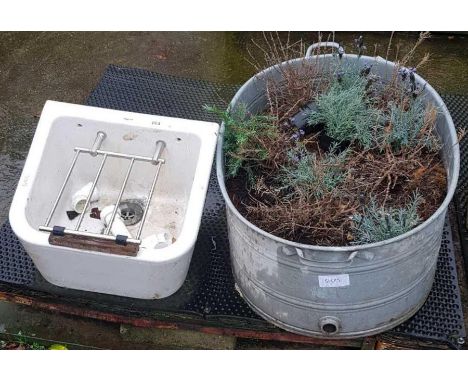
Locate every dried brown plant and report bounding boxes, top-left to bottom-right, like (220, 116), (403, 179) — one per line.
(223, 32), (447, 245)
(247, 32), (330, 123)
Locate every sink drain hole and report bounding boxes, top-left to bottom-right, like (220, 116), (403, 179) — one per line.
(118, 200), (144, 226)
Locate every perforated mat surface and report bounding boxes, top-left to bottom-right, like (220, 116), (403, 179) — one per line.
(451, 94), (468, 284)
(0, 65), (466, 347)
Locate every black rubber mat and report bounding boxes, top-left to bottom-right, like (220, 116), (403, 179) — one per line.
(0, 65), (466, 347)
(450, 95), (468, 280)
(391, 220), (465, 346)
(0, 223), (35, 286)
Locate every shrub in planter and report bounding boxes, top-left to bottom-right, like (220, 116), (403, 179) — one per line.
(209, 33), (450, 247)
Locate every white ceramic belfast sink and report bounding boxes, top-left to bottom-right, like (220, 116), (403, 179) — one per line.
(9, 101), (219, 299)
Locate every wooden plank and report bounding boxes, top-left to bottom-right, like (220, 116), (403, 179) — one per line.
(0, 290), (362, 348)
(360, 336), (377, 350)
(375, 334), (451, 350)
(49, 233), (138, 256)
(1, 286), (455, 349)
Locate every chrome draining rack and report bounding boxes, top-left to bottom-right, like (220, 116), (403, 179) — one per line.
(39, 131), (166, 247)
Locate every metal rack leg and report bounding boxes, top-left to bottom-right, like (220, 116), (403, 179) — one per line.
(74, 154), (108, 230)
(136, 162), (163, 240)
(136, 141), (166, 239)
(104, 158), (135, 235)
(44, 150), (81, 226)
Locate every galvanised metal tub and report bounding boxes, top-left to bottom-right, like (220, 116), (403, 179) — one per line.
(215, 43), (460, 338)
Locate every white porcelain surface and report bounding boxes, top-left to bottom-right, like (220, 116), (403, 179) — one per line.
(9, 101), (219, 299)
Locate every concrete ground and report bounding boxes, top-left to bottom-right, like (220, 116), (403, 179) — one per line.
(0, 32), (467, 349)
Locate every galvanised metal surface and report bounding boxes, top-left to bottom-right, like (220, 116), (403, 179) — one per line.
(216, 51), (460, 338)
(0, 65), (465, 346)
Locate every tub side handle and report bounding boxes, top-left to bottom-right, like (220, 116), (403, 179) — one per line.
(297, 248), (358, 265)
(278, 246), (374, 266)
(305, 42), (342, 58)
